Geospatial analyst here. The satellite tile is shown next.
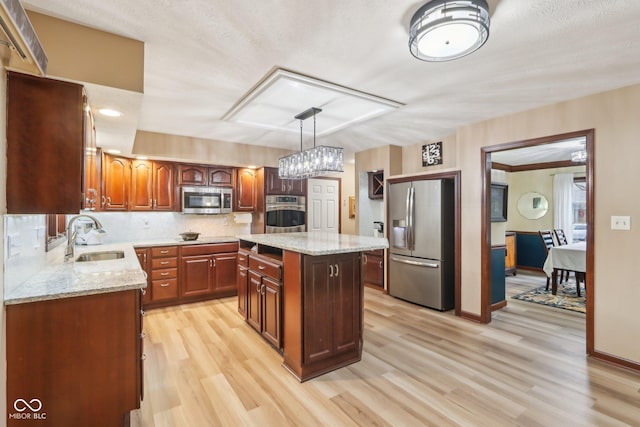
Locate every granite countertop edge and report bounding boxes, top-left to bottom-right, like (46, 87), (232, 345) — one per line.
(237, 232), (389, 256)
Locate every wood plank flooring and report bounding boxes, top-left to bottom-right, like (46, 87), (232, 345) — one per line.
(132, 278), (640, 426)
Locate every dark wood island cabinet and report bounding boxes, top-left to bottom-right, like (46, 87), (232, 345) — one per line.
(237, 232), (388, 382)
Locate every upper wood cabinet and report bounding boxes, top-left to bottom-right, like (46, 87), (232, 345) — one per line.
(177, 164), (207, 186)
(117, 159), (175, 211)
(6, 71), (86, 213)
(102, 154), (130, 211)
(177, 164), (233, 187)
(264, 167), (306, 196)
(235, 168), (257, 211)
(208, 168), (233, 187)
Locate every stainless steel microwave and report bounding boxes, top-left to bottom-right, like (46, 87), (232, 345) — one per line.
(182, 186), (232, 214)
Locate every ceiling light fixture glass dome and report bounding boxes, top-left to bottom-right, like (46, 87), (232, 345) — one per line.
(409, 0), (490, 62)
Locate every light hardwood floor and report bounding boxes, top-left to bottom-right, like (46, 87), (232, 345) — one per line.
(132, 282), (640, 426)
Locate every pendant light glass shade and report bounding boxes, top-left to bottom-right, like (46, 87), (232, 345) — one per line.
(278, 107), (344, 179)
(409, 0), (490, 62)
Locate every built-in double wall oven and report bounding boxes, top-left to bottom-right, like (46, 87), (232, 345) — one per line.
(265, 195), (306, 233)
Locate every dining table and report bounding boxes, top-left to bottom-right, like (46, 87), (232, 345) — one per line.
(542, 241), (587, 295)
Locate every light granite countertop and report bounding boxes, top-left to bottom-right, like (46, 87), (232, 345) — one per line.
(132, 236), (238, 248)
(237, 232), (389, 256)
(4, 237), (240, 306)
(4, 243), (147, 305)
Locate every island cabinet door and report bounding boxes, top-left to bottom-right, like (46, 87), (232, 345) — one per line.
(303, 253), (362, 364)
(237, 265), (249, 318)
(180, 255), (213, 297)
(333, 253), (362, 355)
(303, 256), (335, 364)
(262, 276), (282, 349)
(247, 271), (262, 332)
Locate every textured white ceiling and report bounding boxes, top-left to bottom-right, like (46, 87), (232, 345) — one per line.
(23, 0), (640, 161)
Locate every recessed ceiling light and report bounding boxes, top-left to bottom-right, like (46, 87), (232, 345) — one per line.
(223, 68), (403, 136)
(98, 108), (124, 117)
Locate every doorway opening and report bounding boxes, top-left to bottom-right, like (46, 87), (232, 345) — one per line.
(481, 129), (595, 354)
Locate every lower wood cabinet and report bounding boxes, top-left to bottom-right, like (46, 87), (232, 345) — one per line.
(137, 242), (239, 309)
(303, 253), (361, 364)
(362, 250), (384, 287)
(6, 290), (143, 426)
(237, 249), (250, 318)
(242, 252), (283, 350)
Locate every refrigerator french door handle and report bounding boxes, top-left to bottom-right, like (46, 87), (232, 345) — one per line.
(408, 186), (415, 251)
(404, 187), (413, 250)
(390, 256), (439, 268)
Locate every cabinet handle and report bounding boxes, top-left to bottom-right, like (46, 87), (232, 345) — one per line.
(160, 272), (169, 276)
(258, 265), (265, 270)
(329, 264), (334, 277)
(143, 253), (147, 263)
(107, 196), (112, 206)
(140, 288), (146, 295)
(209, 259), (213, 267)
(141, 354), (147, 361)
(141, 309), (146, 317)
(141, 270), (148, 280)
(363, 254), (368, 264)
(261, 284), (265, 295)
(238, 256), (246, 262)
(140, 331), (147, 339)
(160, 282), (170, 287)
(160, 250), (169, 254)
(379, 261), (383, 269)
(256, 282), (261, 293)
(335, 264), (339, 277)
(213, 258), (216, 267)
(101, 196), (106, 207)
(160, 261), (169, 265)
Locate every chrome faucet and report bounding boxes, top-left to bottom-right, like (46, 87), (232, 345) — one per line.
(64, 214), (104, 262)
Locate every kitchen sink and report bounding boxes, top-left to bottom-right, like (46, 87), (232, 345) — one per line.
(75, 250), (125, 262)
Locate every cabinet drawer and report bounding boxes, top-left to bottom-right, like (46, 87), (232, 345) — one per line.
(151, 246), (178, 258)
(181, 242), (239, 256)
(151, 257), (178, 269)
(151, 268), (178, 280)
(249, 256), (282, 281)
(237, 250), (250, 267)
(152, 278), (178, 300)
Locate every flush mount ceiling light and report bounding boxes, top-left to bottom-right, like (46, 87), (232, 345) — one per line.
(409, 0), (490, 62)
(223, 68), (402, 136)
(278, 107), (344, 179)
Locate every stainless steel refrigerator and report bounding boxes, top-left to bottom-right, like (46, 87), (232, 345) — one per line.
(388, 179), (454, 310)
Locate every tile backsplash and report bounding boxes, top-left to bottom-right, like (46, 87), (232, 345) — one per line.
(3, 212), (252, 290)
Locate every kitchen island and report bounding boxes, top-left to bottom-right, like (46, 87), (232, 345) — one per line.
(237, 232), (388, 382)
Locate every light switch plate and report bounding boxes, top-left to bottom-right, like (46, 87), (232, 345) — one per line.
(611, 215), (631, 230)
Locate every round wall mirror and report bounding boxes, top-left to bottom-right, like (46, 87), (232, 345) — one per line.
(517, 192), (549, 219)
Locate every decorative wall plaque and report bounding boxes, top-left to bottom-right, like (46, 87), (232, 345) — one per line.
(422, 142), (443, 166)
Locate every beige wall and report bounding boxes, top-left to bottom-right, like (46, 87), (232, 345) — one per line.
(336, 163), (356, 235)
(133, 130), (293, 168)
(452, 84), (640, 363)
(402, 133), (457, 175)
(506, 166), (585, 232)
(27, 11), (144, 93)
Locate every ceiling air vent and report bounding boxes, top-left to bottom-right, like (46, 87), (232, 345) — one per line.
(0, 0), (47, 75)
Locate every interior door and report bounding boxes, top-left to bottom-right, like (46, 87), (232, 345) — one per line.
(307, 178), (339, 233)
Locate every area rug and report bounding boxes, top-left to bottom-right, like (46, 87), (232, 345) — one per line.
(511, 281), (586, 314)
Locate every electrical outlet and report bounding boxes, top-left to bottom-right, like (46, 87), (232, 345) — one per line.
(611, 215), (631, 230)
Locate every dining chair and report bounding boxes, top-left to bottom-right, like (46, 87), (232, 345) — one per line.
(539, 230), (555, 291)
(553, 229), (570, 283)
